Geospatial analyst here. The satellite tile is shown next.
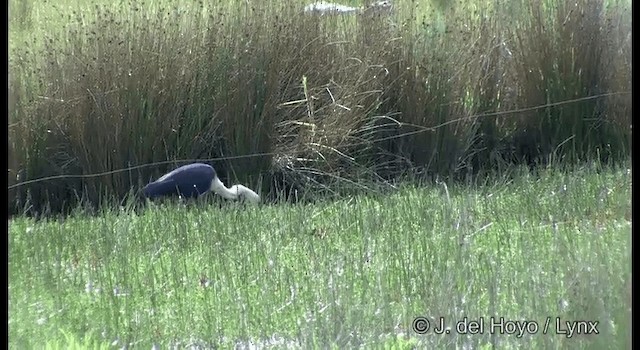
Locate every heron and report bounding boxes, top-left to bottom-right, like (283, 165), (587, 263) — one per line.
(142, 163), (261, 204)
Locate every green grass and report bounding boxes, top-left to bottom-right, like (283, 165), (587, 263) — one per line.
(9, 164), (631, 349)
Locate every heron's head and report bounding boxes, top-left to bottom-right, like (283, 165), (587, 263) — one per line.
(230, 185), (261, 204)
(365, 0), (393, 13)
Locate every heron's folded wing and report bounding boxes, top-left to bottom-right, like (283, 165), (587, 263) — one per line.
(143, 178), (179, 198)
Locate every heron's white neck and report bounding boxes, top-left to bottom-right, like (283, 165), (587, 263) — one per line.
(210, 176), (261, 204)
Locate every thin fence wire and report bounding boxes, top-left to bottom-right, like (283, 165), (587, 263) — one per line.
(7, 91), (630, 190)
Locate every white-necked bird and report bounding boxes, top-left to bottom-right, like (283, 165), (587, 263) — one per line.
(142, 163), (260, 204)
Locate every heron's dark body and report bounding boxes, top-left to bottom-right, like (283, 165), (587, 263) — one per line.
(143, 163), (216, 199)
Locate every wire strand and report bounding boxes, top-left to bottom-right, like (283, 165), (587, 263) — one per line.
(7, 91), (630, 190)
